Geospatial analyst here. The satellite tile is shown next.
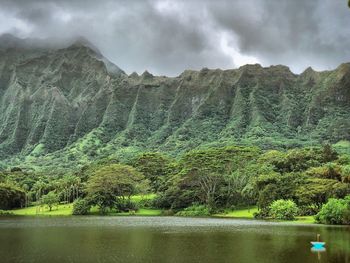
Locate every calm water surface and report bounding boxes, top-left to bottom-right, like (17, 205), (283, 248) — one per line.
(0, 216), (349, 263)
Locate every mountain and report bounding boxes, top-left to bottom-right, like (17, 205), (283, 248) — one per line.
(0, 35), (349, 171)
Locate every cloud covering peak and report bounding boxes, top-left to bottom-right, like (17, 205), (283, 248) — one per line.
(0, 0), (349, 76)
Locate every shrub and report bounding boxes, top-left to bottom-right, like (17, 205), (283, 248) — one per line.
(136, 198), (154, 208)
(269, 199), (298, 220)
(115, 199), (139, 212)
(0, 210), (14, 216)
(72, 199), (91, 215)
(176, 204), (210, 217)
(161, 209), (175, 216)
(298, 204), (319, 216)
(253, 208), (270, 219)
(315, 196), (350, 225)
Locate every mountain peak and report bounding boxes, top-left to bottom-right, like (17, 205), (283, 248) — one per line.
(69, 37), (102, 56)
(141, 70), (153, 79)
(0, 33), (27, 49)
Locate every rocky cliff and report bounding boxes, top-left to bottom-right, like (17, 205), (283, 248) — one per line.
(0, 35), (349, 167)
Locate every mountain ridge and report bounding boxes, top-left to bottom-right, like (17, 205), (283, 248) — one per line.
(0, 36), (349, 171)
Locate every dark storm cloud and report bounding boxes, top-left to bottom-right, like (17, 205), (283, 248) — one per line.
(0, 0), (349, 75)
(208, 0), (350, 72)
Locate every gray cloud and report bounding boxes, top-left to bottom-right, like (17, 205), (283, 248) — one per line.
(0, 0), (349, 75)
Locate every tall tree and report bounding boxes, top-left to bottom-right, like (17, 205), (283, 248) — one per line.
(86, 164), (149, 213)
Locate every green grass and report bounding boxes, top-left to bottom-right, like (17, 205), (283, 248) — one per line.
(11, 204), (162, 217)
(9, 194), (159, 216)
(214, 207), (258, 218)
(130, 193), (157, 202)
(12, 204), (73, 216)
(214, 207), (315, 224)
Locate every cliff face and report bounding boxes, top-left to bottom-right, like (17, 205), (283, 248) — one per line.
(0, 36), (349, 162)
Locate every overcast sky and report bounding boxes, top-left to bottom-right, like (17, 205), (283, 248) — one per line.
(0, 0), (349, 76)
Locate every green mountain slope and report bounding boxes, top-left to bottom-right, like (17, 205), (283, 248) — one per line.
(0, 36), (349, 171)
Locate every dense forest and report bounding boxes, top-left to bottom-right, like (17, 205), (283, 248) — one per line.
(1, 144), (349, 224)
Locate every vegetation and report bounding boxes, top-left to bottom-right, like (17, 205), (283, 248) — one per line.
(1, 144), (350, 225)
(86, 164), (149, 213)
(72, 199), (91, 215)
(0, 42), (349, 177)
(269, 200), (298, 220)
(0, 210), (14, 216)
(41, 191), (59, 211)
(0, 183), (25, 210)
(176, 204), (210, 217)
(315, 196), (350, 225)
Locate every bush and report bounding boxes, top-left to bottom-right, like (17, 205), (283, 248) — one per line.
(161, 209), (175, 216)
(176, 204), (210, 217)
(315, 196), (350, 225)
(253, 208), (270, 219)
(72, 199), (91, 215)
(115, 199), (139, 212)
(0, 210), (14, 216)
(299, 204), (319, 216)
(269, 199), (298, 220)
(136, 198), (154, 208)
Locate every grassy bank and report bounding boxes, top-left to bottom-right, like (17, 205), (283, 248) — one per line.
(12, 204), (73, 216)
(214, 206), (315, 224)
(8, 204), (314, 223)
(10, 204), (162, 216)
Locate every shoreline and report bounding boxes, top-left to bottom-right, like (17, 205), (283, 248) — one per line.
(2, 204), (316, 224)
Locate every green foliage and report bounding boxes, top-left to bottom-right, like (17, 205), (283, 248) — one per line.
(72, 198), (91, 215)
(269, 199), (299, 220)
(86, 164), (149, 213)
(176, 204), (210, 217)
(2, 48), (350, 175)
(41, 191), (59, 211)
(0, 210), (14, 216)
(315, 196), (350, 225)
(132, 152), (174, 192)
(115, 199), (139, 212)
(1, 141), (349, 226)
(0, 183), (25, 210)
(158, 146), (260, 210)
(296, 178), (350, 208)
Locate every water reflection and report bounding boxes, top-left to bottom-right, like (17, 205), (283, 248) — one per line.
(311, 247), (326, 262)
(0, 217), (349, 263)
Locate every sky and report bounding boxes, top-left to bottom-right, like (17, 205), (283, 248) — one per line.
(0, 0), (349, 76)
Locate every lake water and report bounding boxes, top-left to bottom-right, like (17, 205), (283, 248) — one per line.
(0, 216), (349, 263)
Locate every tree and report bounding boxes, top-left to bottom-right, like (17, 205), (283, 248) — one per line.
(32, 180), (48, 202)
(296, 178), (350, 208)
(0, 183), (26, 210)
(41, 191), (59, 211)
(322, 144), (338, 162)
(133, 152), (174, 192)
(341, 165), (350, 183)
(253, 172), (300, 209)
(86, 164), (149, 213)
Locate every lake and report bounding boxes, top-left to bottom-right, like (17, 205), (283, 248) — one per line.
(0, 216), (349, 263)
